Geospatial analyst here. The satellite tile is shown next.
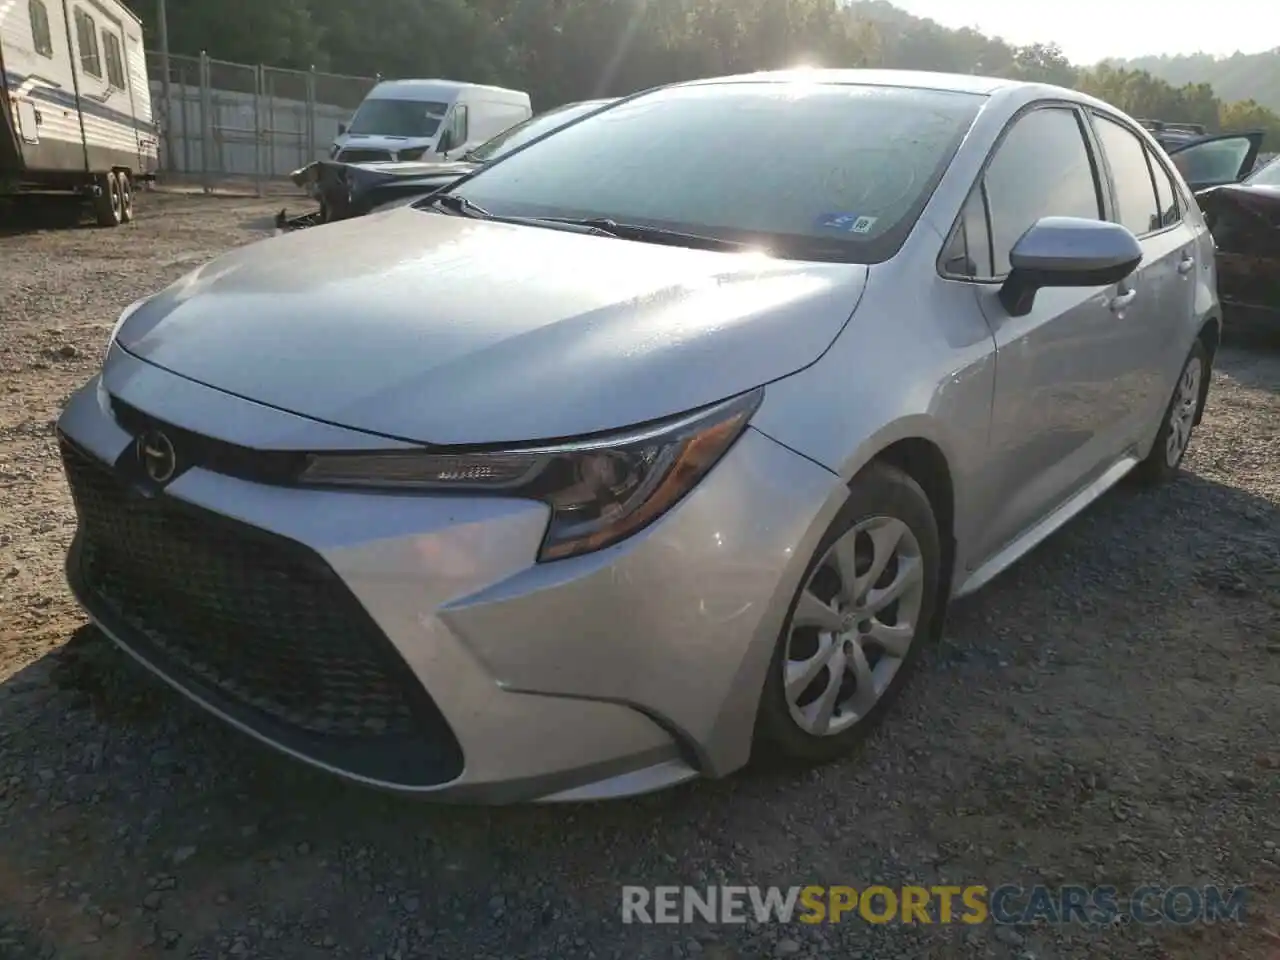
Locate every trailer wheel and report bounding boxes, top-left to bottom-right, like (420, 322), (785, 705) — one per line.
(117, 172), (134, 224)
(93, 172), (123, 227)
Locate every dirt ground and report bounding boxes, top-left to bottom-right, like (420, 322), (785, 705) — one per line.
(0, 192), (1278, 960)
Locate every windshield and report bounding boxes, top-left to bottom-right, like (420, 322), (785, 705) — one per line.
(467, 101), (609, 163)
(1245, 155), (1280, 186)
(348, 98), (450, 138)
(446, 81), (985, 262)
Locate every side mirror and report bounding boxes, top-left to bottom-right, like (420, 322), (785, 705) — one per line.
(337, 122), (347, 135)
(437, 130), (453, 154)
(999, 217), (1142, 317)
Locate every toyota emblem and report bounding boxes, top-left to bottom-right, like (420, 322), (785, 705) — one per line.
(137, 430), (177, 483)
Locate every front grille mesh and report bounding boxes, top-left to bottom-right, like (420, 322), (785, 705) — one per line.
(336, 148), (393, 163)
(60, 440), (424, 742)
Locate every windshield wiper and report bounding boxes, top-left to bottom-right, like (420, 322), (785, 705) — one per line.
(533, 217), (752, 252)
(425, 193), (492, 218)
(420, 202), (755, 250)
(421, 197), (615, 237)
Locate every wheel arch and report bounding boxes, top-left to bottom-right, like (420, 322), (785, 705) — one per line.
(834, 419), (960, 623)
(1194, 316), (1220, 425)
(863, 436), (957, 629)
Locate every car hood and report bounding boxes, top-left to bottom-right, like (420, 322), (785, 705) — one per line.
(1196, 182), (1280, 217)
(337, 133), (436, 152)
(115, 209), (867, 445)
(290, 158), (476, 191)
(289, 159), (478, 219)
(348, 159), (478, 179)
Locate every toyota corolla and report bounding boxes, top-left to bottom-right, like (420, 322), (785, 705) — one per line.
(56, 70), (1221, 803)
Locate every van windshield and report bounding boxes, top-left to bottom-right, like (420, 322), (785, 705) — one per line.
(347, 99), (450, 138)
(447, 81), (984, 263)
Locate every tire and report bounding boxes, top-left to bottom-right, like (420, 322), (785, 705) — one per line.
(1133, 338), (1208, 486)
(92, 172), (122, 227)
(117, 172), (134, 224)
(754, 461), (943, 766)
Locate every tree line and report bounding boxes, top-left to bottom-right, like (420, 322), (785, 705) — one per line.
(1111, 49), (1280, 116)
(126, 0), (1280, 149)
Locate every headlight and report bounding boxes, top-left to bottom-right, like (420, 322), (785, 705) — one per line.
(299, 388), (763, 562)
(398, 147), (428, 161)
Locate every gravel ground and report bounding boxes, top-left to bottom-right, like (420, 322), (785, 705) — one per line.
(1, 193), (1278, 960)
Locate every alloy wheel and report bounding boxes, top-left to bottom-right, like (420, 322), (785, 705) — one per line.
(1165, 355), (1202, 467)
(783, 516), (925, 737)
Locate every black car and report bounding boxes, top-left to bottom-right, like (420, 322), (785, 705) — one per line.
(281, 98), (615, 229)
(1195, 150), (1279, 336)
(1154, 130), (1276, 337)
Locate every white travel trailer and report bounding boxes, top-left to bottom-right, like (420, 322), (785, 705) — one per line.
(1, 0), (158, 225)
(331, 79), (532, 164)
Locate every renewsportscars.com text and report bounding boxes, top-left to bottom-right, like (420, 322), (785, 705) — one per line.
(621, 884), (1248, 926)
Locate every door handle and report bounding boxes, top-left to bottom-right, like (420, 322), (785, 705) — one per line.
(1109, 289), (1138, 312)
(1177, 256), (1195, 275)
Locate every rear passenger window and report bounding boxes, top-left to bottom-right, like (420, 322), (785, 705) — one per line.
(1146, 147), (1181, 228)
(982, 107), (1103, 277)
(1093, 114), (1161, 235)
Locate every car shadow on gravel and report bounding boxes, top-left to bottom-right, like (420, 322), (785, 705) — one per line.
(0, 466), (1276, 959)
(241, 212), (299, 232)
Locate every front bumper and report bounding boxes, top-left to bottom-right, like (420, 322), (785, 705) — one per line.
(55, 352), (845, 803)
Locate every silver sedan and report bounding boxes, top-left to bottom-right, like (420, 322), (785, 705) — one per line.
(55, 69), (1221, 803)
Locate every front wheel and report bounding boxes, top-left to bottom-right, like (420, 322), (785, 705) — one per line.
(1133, 338), (1208, 486)
(755, 462), (942, 765)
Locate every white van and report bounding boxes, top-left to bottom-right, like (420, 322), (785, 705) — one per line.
(330, 80), (531, 164)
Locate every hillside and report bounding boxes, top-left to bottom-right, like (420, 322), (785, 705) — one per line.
(1107, 50), (1280, 114)
(847, 2), (1280, 116)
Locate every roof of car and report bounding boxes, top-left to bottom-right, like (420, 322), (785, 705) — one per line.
(680, 68), (1021, 97)
(369, 79), (528, 101)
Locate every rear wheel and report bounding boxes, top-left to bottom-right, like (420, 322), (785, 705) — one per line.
(1134, 338), (1208, 485)
(755, 462), (942, 765)
(117, 172), (134, 223)
(92, 172), (123, 227)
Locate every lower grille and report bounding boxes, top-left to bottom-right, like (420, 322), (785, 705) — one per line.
(59, 437), (463, 787)
(336, 148), (393, 163)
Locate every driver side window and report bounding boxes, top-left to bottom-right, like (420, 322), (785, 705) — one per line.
(981, 107), (1105, 278)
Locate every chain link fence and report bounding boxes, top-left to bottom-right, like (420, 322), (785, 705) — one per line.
(147, 51), (378, 194)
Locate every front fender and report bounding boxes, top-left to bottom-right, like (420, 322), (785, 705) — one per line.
(747, 264), (997, 574)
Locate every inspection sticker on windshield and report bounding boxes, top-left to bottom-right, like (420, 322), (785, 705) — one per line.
(816, 213), (878, 234)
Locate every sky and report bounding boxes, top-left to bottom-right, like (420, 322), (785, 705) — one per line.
(886, 0), (1278, 65)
